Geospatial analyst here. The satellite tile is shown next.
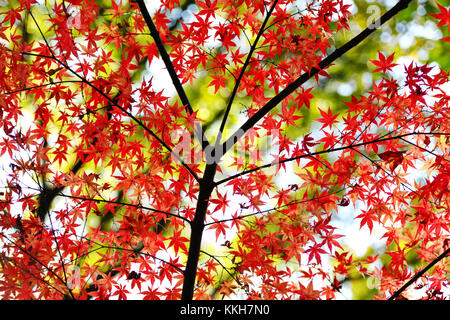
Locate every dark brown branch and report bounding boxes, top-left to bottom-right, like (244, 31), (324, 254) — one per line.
(219, 0), (414, 157)
(389, 247), (450, 300)
(136, 0), (210, 151)
(136, 0), (193, 116)
(215, 0), (279, 148)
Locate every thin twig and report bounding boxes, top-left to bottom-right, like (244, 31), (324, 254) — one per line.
(215, 0), (280, 149)
(136, 0), (210, 151)
(205, 186), (346, 226)
(200, 249), (242, 285)
(3, 80), (83, 95)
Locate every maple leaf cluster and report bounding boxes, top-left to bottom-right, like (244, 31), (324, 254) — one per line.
(0, 0), (448, 301)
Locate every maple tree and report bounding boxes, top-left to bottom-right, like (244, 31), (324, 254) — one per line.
(0, 0), (449, 301)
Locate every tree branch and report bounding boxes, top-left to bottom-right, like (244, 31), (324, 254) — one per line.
(97, 244), (185, 274)
(204, 187), (346, 226)
(219, 0), (413, 157)
(26, 8), (201, 183)
(0, 232), (72, 295)
(182, 162), (217, 300)
(200, 249), (242, 286)
(2, 80), (83, 95)
(58, 192), (191, 224)
(214, 0), (279, 149)
(214, 132), (450, 186)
